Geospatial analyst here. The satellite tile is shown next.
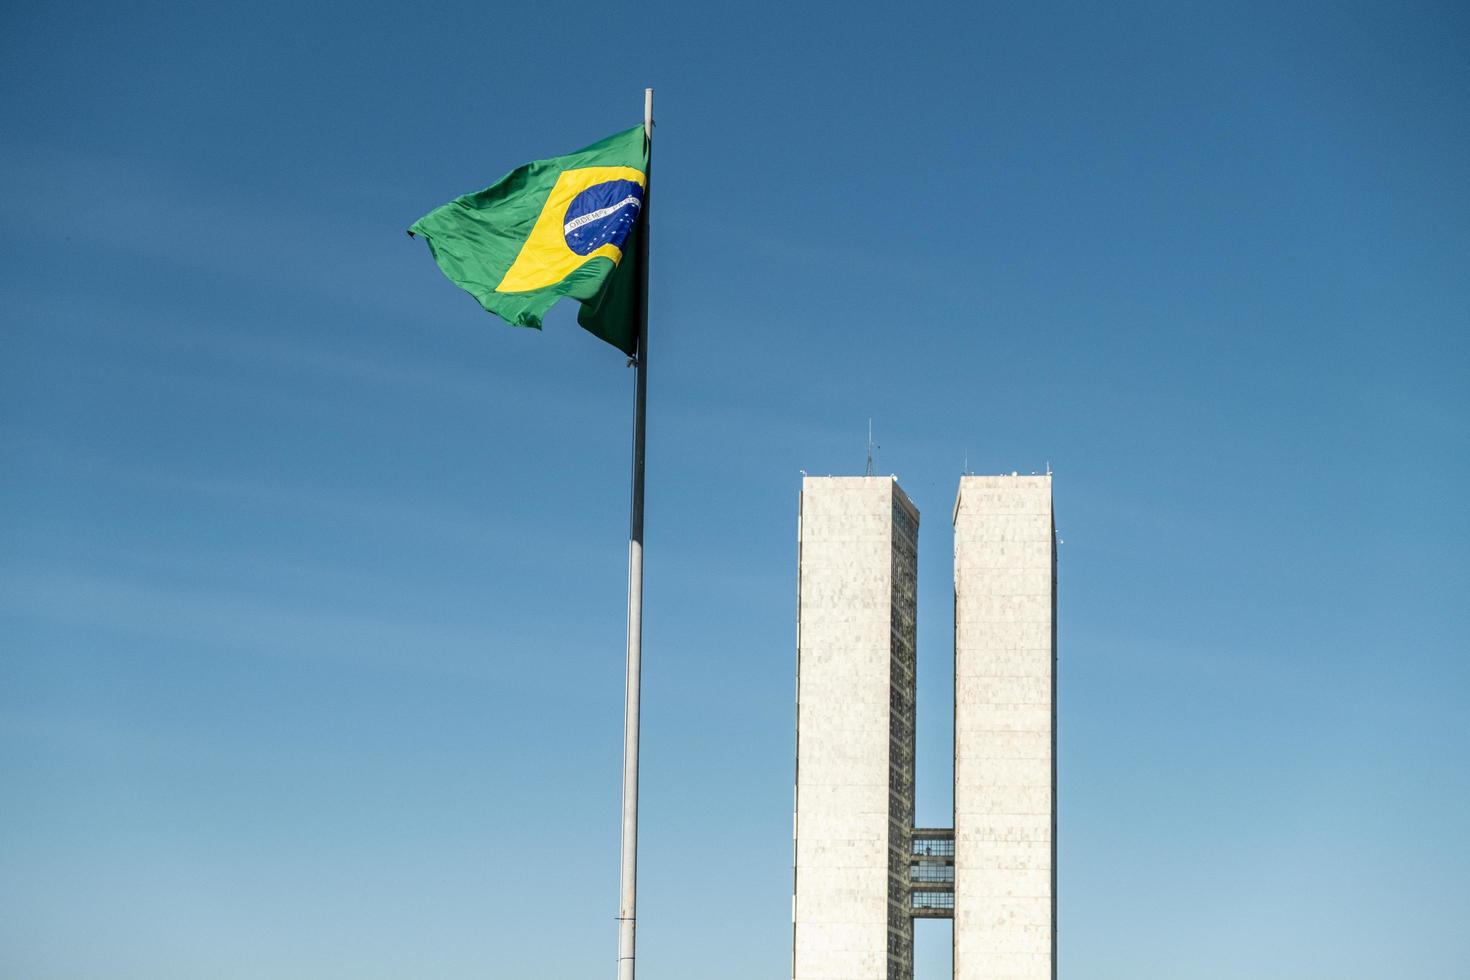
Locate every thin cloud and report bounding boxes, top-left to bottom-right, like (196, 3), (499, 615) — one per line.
(0, 567), (536, 679)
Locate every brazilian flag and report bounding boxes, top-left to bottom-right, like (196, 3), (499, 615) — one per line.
(408, 125), (648, 356)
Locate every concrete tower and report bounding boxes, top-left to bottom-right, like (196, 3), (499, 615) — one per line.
(793, 477), (919, 980)
(792, 474), (1055, 980)
(953, 475), (1056, 980)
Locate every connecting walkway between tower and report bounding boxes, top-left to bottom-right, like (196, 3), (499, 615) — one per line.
(909, 827), (954, 918)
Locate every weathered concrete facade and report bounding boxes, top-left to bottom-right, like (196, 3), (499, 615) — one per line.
(794, 477), (918, 980)
(953, 476), (1055, 980)
(793, 474), (1055, 980)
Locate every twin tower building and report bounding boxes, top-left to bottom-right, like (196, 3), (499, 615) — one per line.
(793, 475), (1056, 980)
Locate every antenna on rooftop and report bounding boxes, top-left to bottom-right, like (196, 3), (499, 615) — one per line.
(866, 419), (879, 476)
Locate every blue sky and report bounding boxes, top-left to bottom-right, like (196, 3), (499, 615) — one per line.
(2, 1), (1467, 977)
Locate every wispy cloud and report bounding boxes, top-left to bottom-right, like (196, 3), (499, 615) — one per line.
(0, 285), (637, 439)
(0, 141), (423, 321)
(1, 429), (600, 562)
(0, 567), (533, 678)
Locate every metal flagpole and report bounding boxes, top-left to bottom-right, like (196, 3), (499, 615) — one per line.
(617, 86), (653, 980)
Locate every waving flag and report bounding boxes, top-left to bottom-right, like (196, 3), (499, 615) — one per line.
(408, 125), (648, 355)
(407, 96), (658, 980)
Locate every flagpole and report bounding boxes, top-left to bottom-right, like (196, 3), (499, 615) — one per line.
(617, 86), (652, 980)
